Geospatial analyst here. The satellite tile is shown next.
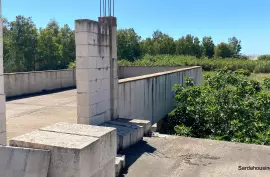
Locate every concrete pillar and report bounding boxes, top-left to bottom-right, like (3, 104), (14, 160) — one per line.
(75, 18), (119, 125)
(0, 0), (6, 145)
(99, 17), (119, 120)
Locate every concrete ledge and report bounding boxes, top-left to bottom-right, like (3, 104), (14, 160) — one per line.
(0, 145), (51, 177)
(119, 66), (201, 83)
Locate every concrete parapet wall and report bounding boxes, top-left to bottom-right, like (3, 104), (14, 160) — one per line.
(118, 66), (202, 124)
(118, 66), (187, 79)
(4, 69), (76, 98)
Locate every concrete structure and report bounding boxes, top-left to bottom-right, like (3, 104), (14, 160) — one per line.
(118, 66), (186, 79)
(4, 70), (76, 98)
(0, 146), (51, 177)
(0, 0), (5, 145)
(75, 17), (118, 125)
(118, 66), (202, 123)
(10, 123), (117, 177)
(121, 134), (270, 177)
(3, 66), (195, 98)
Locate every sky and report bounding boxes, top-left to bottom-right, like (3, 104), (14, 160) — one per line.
(3, 0), (270, 55)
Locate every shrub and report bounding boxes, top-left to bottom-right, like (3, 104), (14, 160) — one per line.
(258, 55), (270, 60)
(68, 61), (75, 69)
(118, 55), (270, 73)
(166, 69), (270, 145)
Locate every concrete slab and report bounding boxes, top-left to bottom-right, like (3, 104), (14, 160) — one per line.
(40, 122), (117, 166)
(118, 118), (151, 135)
(10, 130), (102, 177)
(0, 145), (51, 177)
(121, 135), (270, 177)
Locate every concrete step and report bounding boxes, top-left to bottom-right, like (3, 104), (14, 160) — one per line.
(117, 118), (151, 135)
(115, 155), (125, 177)
(101, 119), (149, 151)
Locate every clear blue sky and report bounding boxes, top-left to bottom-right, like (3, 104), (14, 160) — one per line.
(3, 0), (270, 55)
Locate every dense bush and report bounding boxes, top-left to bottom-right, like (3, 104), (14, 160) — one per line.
(258, 55), (270, 60)
(163, 69), (270, 145)
(118, 55), (270, 73)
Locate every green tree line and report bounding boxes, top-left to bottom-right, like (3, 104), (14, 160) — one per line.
(3, 15), (243, 72)
(4, 16), (75, 72)
(118, 29), (243, 61)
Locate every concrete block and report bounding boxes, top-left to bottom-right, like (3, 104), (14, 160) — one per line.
(101, 122), (142, 150)
(0, 146), (51, 177)
(40, 123), (117, 167)
(108, 120), (144, 143)
(77, 104), (97, 117)
(77, 117), (90, 125)
(76, 56), (97, 69)
(76, 44), (89, 57)
(90, 112), (106, 125)
(10, 130), (101, 177)
(0, 94), (5, 114)
(118, 118), (151, 135)
(96, 100), (110, 115)
(0, 132), (6, 145)
(77, 91), (110, 106)
(0, 113), (6, 133)
(0, 75), (4, 94)
(77, 80), (99, 93)
(115, 155), (125, 177)
(91, 158), (115, 177)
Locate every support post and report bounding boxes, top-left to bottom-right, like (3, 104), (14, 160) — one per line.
(0, 0), (6, 145)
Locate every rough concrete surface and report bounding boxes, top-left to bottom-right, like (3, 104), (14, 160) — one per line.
(0, 145), (51, 177)
(10, 130), (103, 177)
(120, 135), (270, 177)
(6, 89), (77, 143)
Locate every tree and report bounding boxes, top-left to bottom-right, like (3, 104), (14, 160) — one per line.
(117, 28), (142, 61)
(140, 38), (155, 55)
(193, 37), (202, 58)
(228, 37), (241, 57)
(4, 16), (38, 72)
(151, 30), (176, 55)
(175, 34), (202, 58)
(214, 42), (233, 58)
(58, 25), (75, 68)
(202, 36), (215, 58)
(37, 19), (61, 70)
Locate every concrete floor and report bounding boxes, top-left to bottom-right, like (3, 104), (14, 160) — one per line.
(6, 89), (270, 177)
(120, 134), (270, 177)
(6, 89), (77, 142)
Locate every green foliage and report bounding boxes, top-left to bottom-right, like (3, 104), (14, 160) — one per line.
(4, 16), (38, 72)
(140, 30), (176, 56)
(68, 61), (76, 69)
(258, 55), (270, 60)
(175, 35), (202, 58)
(202, 36), (215, 58)
(214, 42), (232, 58)
(3, 16), (75, 72)
(118, 55), (270, 73)
(167, 69), (270, 145)
(117, 28), (142, 61)
(228, 37), (242, 57)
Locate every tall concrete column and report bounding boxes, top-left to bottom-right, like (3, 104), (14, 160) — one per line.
(99, 17), (119, 120)
(0, 0), (6, 145)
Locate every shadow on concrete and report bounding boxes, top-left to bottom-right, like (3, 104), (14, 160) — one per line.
(118, 140), (157, 176)
(6, 87), (76, 101)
